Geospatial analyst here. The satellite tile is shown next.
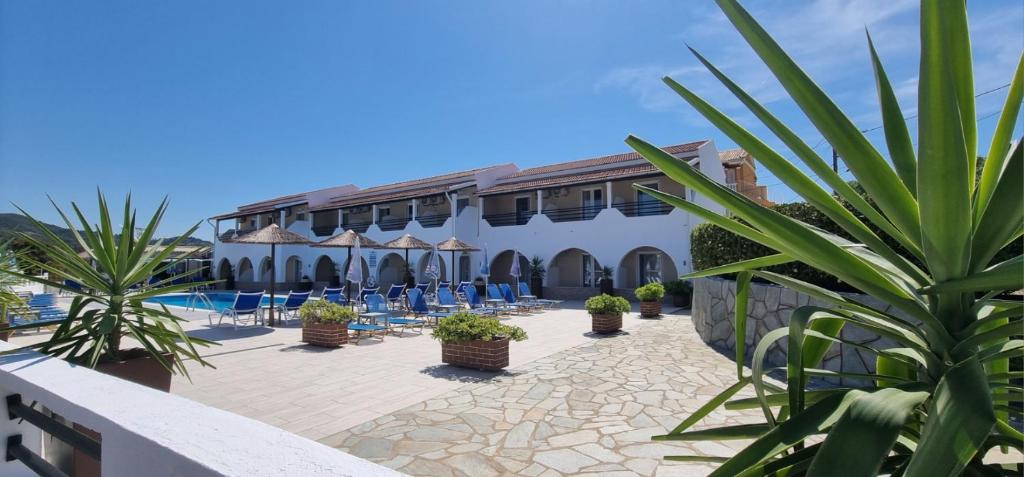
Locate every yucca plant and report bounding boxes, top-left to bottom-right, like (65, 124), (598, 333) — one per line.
(2, 192), (216, 377)
(626, 0), (1023, 475)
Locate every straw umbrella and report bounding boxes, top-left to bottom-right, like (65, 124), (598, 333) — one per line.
(312, 230), (381, 304)
(381, 234), (432, 287)
(437, 237), (479, 285)
(230, 223), (312, 326)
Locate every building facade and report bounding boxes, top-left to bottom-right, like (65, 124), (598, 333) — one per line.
(210, 140), (765, 299)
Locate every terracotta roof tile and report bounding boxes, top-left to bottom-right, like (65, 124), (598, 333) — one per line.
(501, 141), (705, 180)
(718, 148), (752, 166)
(311, 164), (511, 210)
(478, 164), (664, 196)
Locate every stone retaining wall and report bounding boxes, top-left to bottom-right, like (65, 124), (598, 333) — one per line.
(691, 277), (906, 386)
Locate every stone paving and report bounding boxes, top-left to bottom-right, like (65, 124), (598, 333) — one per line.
(327, 314), (763, 477)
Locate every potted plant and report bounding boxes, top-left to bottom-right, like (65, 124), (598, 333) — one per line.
(4, 194), (216, 389)
(635, 282), (665, 318)
(585, 294), (630, 334)
(529, 255), (546, 299)
(432, 311), (527, 371)
(599, 266), (615, 295)
(299, 300), (354, 347)
(663, 279), (692, 308)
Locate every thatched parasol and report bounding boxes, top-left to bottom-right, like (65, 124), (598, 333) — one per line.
(437, 237), (479, 284)
(381, 234), (432, 286)
(231, 223), (312, 326)
(313, 230), (381, 303)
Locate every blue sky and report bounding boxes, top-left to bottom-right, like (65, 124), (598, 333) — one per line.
(1, 0), (1021, 240)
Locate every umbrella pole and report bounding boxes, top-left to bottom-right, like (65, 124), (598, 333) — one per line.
(405, 249), (411, 287)
(269, 244), (276, 327)
(451, 250), (456, 284)
(345, 247), (352, 305)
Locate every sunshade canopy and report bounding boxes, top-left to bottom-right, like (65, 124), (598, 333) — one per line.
(230, 224), (312, 245)
(313, 230), (382, 248)
(382, 233), (432, 250)
(436, 237), (479, 252)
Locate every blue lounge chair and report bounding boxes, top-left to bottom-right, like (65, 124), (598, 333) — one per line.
(518, 282), (562, 308)
(213, 291), (265, 329)
(320, 287), (347, 305)
(485, 284), (513, 312)
(454, 281), (471, 300)
(61, 280), (83, 296)
(368, 293), (424, 335)
(349, 294), (388, 344)
(435, 287), (463, 313)
(415, 283), (430, 295)
(463, 286), (501, 315)
(406, 288), (450, 325)
(275, 290), (312, 325)
(438, 281), (451, 292)
(358, 286), (379, 303)
(499, 283), (537, 312)
(384, 284), (406, 309)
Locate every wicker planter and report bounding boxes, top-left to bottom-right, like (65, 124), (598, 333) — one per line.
(441, 338), (509, 371)
(302, 321), (349, 347)
(640, 301), (662, 318)
(591, 313), (622, 334)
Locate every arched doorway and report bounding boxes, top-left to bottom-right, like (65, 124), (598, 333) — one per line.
(416, 252), (447, 283)
(618, 246), (678, 289)
(489, 250), (530, 286)
(548, 248), (600, 288)
(258, 257), (272, 282)
(217, 258), (232, 281)
(313, 255), (336, 285)
(285, 256), (303, 283)
(377, 253), (407, 288)
(236, 257), (254, 282)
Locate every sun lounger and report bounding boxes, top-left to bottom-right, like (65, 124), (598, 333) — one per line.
(367, 293), (423, 335)
(384, 284), (407, 310)
(212, 291), (265, 329)
(319, 287), (347, 305)
(275, 290), (312, 325)
(518, 282), (562, 308)
(499, 283), (539, 312)
(406, 288), (450, 325)
(463, 286), (501, 315)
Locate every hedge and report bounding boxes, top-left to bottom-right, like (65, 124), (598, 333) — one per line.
(691, 199), (1022, 292)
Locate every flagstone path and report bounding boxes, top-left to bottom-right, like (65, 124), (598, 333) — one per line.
(326, 314), (763, 476)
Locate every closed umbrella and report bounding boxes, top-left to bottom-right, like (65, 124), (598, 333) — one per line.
(425, 242), (441, 292)
(230, 223), (312, 326)
(509, 249), (522, 296)
(437, 237), (479, 285)
(313, 230), (381, 304)
(381, 234), (432, 287)
(479, 244), (490, 291)
(347, 236), (364, 303)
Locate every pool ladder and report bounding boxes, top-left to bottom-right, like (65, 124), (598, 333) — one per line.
(186, 291), (214, 312)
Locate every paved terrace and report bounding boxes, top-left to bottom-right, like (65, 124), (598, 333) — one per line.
(11, 299), (762, 476)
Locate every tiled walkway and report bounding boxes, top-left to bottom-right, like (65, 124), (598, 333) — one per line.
(328, 314), (762, 477)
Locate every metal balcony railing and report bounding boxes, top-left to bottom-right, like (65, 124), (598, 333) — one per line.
(482, 211), (536, 227)
(541, 205), (605, 223)
(6, 394), (101, 477)
(416, 214), (450, 228)
(377, 217), (411, 231)
(343, 221), (372, 233)
(613, 201), (673, 217)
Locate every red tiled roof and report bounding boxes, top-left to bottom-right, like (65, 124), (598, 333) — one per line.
(501, 141), (706, 180)
(310, 164), (512, 210)
(478, 164), (664, 196)
(718, 148), (753, 166)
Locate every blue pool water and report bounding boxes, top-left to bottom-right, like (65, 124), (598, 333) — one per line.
(144, 292), (286, 313)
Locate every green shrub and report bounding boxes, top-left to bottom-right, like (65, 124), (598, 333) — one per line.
(663, 279), (692, 297)
(585, 294), (630, 315)
(634, 282), (665, 302)
(431, 311), (528, 344)
(691, 200), (1022, 291)
(298, 300), (355, 324)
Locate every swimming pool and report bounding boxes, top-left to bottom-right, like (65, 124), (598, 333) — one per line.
(144, 292), (287, 313)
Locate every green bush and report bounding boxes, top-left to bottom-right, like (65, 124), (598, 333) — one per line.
(431, 311), (528, 344)
(298, 300), (355, 324)
(663, 279), (692, 297)
(634, 282), (665, 302)
(585, 294), (630, 315)
(691, 200), (1023, 291)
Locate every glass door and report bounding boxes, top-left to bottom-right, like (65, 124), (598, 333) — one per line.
(636, 183), (659, 216)
(638, 253), (662, 285)
(581, 188), (604, 220)
(582, 253), (594, 287)
(515, 197), (531, 225)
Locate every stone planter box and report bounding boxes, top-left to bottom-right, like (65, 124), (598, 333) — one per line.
(692, 277), (905, 386)
(590, 313), (622, 334)
(302, 322), (349, 347)
(639, 301), (662, 318)
(442, 338), (509, 371)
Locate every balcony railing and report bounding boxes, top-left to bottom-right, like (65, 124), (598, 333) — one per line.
(416, 214), (451, 228)
(483, 211), (536, 227)
(343, 221), (372, 233)
(377, 217), (411, 231)
(542, 205), (605, 223)
(311, 225), (338, 237)
(614, 201), (673, 217)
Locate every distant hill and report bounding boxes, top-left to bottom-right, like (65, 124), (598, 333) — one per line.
(0, 213), (211, 249)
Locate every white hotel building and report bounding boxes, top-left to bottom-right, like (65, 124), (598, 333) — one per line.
(210, 140), (762, 299)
